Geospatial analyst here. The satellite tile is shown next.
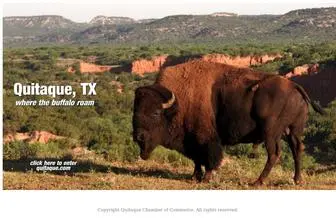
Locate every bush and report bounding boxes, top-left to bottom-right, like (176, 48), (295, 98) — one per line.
(4, 141), (27, 159)
(304, 101), (336, 164)
(3, 139), (75, 160)
(104, 140), (139, 163)
(4, 141), (39, 159)
(149, 146), (192, 166)
(280, 141), (317, 170)
(225, 143), (255, 157)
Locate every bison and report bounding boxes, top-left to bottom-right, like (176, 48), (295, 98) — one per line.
(132, 60), (324, 185)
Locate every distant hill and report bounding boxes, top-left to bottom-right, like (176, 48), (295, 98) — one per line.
(89, 16), (136, 25)
(3, 15), (89, 45)
(3, 7), (336, 46)
(3, 15), (87, 36)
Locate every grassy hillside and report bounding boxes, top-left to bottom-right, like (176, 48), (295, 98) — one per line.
(4, 7), (336, 46)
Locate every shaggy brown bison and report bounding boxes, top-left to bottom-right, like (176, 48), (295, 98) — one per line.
(132, 60), (325, 185)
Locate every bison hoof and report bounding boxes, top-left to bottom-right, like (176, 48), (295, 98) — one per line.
(203, 171), (215, 183)
(191, 171), (203, 182)
(294, 178), (305, 185)
(250, 179), (264, 187)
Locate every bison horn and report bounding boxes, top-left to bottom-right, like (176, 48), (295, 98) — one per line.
(162, 93), (175, 109)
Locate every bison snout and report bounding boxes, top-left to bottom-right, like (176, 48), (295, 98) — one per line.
(135, 132), (145, 143)
(140, 151), (150, 160)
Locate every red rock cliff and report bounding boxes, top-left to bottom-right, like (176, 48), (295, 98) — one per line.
(131, 54), (282, 75)
(202, 54), (281, 67)
(285, 64), (319, 78)
(131, 55), (168, 76)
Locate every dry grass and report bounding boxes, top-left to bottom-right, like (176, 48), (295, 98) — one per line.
(3, 156), (336, 190)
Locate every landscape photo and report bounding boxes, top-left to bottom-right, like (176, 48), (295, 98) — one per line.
(3, 4), (336, 190)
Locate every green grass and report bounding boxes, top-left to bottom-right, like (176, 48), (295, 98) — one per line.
(3, 150), (336, 190)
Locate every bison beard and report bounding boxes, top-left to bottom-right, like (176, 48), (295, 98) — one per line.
(133, 60), (325, 185)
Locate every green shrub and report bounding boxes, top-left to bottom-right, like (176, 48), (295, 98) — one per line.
(149, 146), (192, 166)
(304, 100), (336, 164)
(104, 140), (139, 163)
(3, 139), (76, 160)
(4, 141), (25, 159)
(4, 141), (39, 159)
(280, 141), (317, 170)
(225, 143), (255, 157)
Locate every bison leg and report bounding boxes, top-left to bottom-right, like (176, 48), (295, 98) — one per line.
(253, 137), (281, 186)
(192, 162), (203, 182)
(287, 134), (304, 185)
(202, 140), (223, 183)
(203, 169), (215, 182)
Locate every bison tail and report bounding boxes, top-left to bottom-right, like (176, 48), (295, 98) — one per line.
(310, 101), (326, 115)
(294, 84), (326, 115)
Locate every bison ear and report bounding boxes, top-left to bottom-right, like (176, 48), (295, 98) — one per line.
(135, 86), (148, 97)
(150, 84), (178, 119)
(159, 87), (178, 120)
(164, 101), (178, 120)
(136, 84), (178, 118)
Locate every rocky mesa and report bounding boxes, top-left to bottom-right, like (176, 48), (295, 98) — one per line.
(131, 53), (282, 75)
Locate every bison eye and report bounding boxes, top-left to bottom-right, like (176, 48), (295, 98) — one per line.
(152, 109), (161, 118)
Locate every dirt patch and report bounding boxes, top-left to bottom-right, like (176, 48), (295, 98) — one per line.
(4, 131), (64, 144)
(71, 146), (92, 157)
(110, 80), (124, 93)
(56, 58), (79, 68)
(67, 61), (113, 74)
